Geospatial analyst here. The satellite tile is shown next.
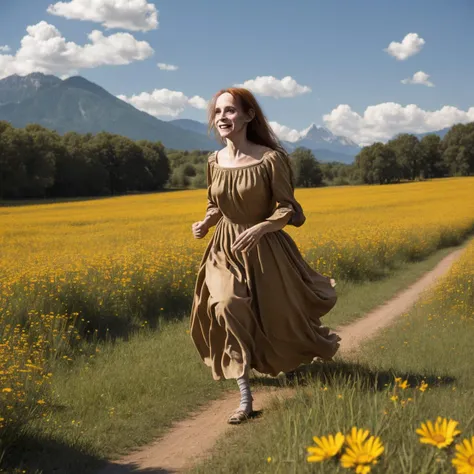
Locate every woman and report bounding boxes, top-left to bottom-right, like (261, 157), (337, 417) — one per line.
(190, 88), (340, 424)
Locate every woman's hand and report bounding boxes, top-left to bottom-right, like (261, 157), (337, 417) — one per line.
(192, 220), (209, 239)
(232, 223), (266, 253)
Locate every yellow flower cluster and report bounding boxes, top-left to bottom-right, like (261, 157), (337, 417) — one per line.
(307, 427), (384, 473)
(421, 235), (474, 323)
(0, 177), (473, 436)
(416, 417), (474, 473)
(0, 318), (53, 430)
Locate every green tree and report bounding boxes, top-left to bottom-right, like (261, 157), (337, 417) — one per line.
(441, 123), (474, 176)
(23, 124), (59, 197)
(137, 140), (171, 190)
(419, 134), (445, 178)
(0, 127), (28, 198)
(371, 143), (400, 184)
(51, 132), (92, 196)
(387, 133), (421, 180)
(290, 147), (323, 187)
(355, 146), (376, 184)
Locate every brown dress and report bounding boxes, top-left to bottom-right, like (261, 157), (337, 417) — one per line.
(190, 149), (340, 380)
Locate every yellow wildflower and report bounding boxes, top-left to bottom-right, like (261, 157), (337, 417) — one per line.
(416, 417), (461, 449)
(340, 434), (384, 473)
(452, 436), (474, 474)
(307, 432), (345, 462)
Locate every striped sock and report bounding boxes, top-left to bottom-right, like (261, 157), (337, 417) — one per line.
(237, 375), (253, 413)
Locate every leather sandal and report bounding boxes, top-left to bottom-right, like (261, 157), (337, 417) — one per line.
(227, 408), (251, 425)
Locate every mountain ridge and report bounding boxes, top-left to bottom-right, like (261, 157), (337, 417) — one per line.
(0, 73), (219, 151)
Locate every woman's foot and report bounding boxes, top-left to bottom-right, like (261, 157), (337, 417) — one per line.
(227, 407), (252, 424)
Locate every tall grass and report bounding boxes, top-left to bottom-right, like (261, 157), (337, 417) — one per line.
(0, 177), (473, 469)
(191, 237), (474, 474)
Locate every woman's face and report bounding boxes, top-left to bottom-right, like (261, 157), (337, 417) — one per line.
(214, 92), (253, 139)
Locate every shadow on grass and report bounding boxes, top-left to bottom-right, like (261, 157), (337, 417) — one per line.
(3, 430), (181, 474)
(251, 360), (456, 392)
(3, 427), (184, 474)
(55, 284), (192, 345)
(2, 430), (105, 474)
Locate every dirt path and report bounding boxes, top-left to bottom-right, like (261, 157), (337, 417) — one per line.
(99, 246), (465, 474)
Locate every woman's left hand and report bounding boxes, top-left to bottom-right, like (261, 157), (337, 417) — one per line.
(232, 223), (266, 253)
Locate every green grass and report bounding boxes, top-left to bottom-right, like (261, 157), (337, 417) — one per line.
(191, 239), (473, 474)
(3, 241), (468, 474)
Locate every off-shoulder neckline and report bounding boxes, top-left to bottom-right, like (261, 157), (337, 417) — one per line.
(212, 149), (275, 170)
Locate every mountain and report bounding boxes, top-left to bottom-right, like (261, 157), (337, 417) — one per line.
(0, 73), (61, 105)
(169, 118), (210, 136)
(281, 140), (356, 164)
(414, 128), (450, 140)
(291, 124), (361, 156)
(0, 73), (218, 151)
(388, 128), (451, 141)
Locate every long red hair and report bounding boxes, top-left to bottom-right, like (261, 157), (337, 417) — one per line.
(207, 88), (286, 154)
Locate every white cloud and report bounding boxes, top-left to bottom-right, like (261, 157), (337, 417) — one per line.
(157, 63), (178, 71)
(269, 121), (302, 142)
(401, 71), (434, 87)
(323, 102), (474, 146)
(47, 0), (158, 32)
(0, 45), (11, 52)
(384, 33), (425, 60)
(188, 95), (207, 110)
(0, 21), (153, 80)
(235, 75), (311, 98)
(118, 89), (208, 117)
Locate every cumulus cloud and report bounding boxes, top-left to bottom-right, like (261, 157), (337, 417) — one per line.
(0, 45), (11, 52)
(118, 89), (208, 117)
(157, 63), (178, 71)
(323, 102), (474, 146)
(47, 0), (158, 32)
(235, 75), (311, 98)
(401, 71), (434, 87)
(0, 21), (153, 80)
(269, 121), (302, 142)
(384, 33), (425, 60)
(188, 95), (207, 110)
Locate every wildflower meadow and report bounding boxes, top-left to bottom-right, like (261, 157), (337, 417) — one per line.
(1, 176), (473, 472)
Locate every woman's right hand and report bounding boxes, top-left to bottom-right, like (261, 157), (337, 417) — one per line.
(191, 220), (209, 239)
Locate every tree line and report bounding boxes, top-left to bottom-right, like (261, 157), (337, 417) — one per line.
(354, 123), (474, 184)
(0, 121), (170, 199)
(1, 120), (472, 200)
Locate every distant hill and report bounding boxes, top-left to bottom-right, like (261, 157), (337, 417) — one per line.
(414, 128), (450, 140)
(169, 118), (210, 136)
(388, 128), (451, 141)
(0, 73), (218, 151)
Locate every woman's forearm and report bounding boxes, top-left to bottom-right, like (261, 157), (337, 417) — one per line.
(258, 213), (292, 234)
(203, 210), (222, 229)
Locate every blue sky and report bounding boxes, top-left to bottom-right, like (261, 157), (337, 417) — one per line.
(0, 0), (473, 144)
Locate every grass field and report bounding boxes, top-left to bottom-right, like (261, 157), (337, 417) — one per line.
(191, 238), (474, 474)
(6, 244), (466, 473)
(1, 177), (474, 472)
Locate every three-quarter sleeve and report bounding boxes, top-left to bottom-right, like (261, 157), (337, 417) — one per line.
(205, 154), (222, 220)
(264, 150), (297, 226)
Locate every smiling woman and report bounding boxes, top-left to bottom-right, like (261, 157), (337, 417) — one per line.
(189, 87), (339, 425)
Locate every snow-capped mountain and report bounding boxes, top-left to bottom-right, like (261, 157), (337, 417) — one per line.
(290, 124), (360, 155)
